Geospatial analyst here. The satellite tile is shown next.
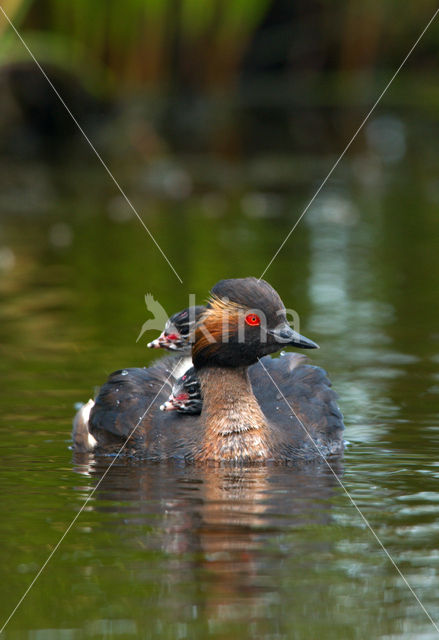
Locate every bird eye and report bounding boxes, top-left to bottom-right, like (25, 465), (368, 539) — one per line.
(167, 333), (179, 341)
(245, 313), (260, 326)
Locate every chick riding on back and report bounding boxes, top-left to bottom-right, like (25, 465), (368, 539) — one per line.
(73, 277), (344, 462)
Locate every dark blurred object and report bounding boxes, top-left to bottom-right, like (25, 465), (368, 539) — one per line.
(238, 0), (335, 153)
(0, 61), (110, 160)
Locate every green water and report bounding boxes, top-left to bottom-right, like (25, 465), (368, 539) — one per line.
(1, 146), (439, 639)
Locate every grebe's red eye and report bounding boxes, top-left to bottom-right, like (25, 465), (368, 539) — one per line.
(245, 313), (260, 326)
(166, 333), (179, 341)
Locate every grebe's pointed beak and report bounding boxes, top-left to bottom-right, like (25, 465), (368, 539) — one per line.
(268, 324), (319, 349)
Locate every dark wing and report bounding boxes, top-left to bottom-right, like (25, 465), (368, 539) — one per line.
(249, 354), (344, 457)
(89, 356), (180, 448)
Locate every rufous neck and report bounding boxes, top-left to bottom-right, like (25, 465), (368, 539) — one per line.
(197, 366), (268, 437)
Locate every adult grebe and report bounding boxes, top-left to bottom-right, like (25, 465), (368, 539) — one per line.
(73, 277), (344, 462)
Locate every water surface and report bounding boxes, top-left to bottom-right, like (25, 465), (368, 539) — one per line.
(1, 147), (439, 638)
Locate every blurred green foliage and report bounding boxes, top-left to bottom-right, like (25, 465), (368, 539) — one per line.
(0, 0), (437, 98)
(1, 0), (438, 156)
(0, 0), (270, 93)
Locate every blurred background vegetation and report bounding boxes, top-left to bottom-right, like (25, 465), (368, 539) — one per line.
(1, 0), (439, 163)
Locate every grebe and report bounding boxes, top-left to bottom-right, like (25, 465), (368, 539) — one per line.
(160, 366), (202, 414)
(147, 306), (204, 355)
(148, 305), (204, 411)
(73, 277), (344, 462)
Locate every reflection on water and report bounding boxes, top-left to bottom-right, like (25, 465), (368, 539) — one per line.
(1, 146), (439, 638)
(67, 457), (348, 638)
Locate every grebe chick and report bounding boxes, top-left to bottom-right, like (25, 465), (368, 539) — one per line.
(160, 367), (202, 414)
(147, 306), (204, 355)
(149, 304), (204, 408)
(75, 277), (344, 462)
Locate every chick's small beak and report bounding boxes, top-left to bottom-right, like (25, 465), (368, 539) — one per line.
(147, 332), (176, 350)
(268, 324), (319, 349)
(160, 400), (175, 411)
(147, 333), (164, 349)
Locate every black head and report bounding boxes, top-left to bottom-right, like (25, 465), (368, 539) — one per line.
(147, 305), (204, 352)
(192, 277), (318, 369)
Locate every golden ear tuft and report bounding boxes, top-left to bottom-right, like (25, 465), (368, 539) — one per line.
(208, 293), (243, 313)
(192, 295), (243, 359)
